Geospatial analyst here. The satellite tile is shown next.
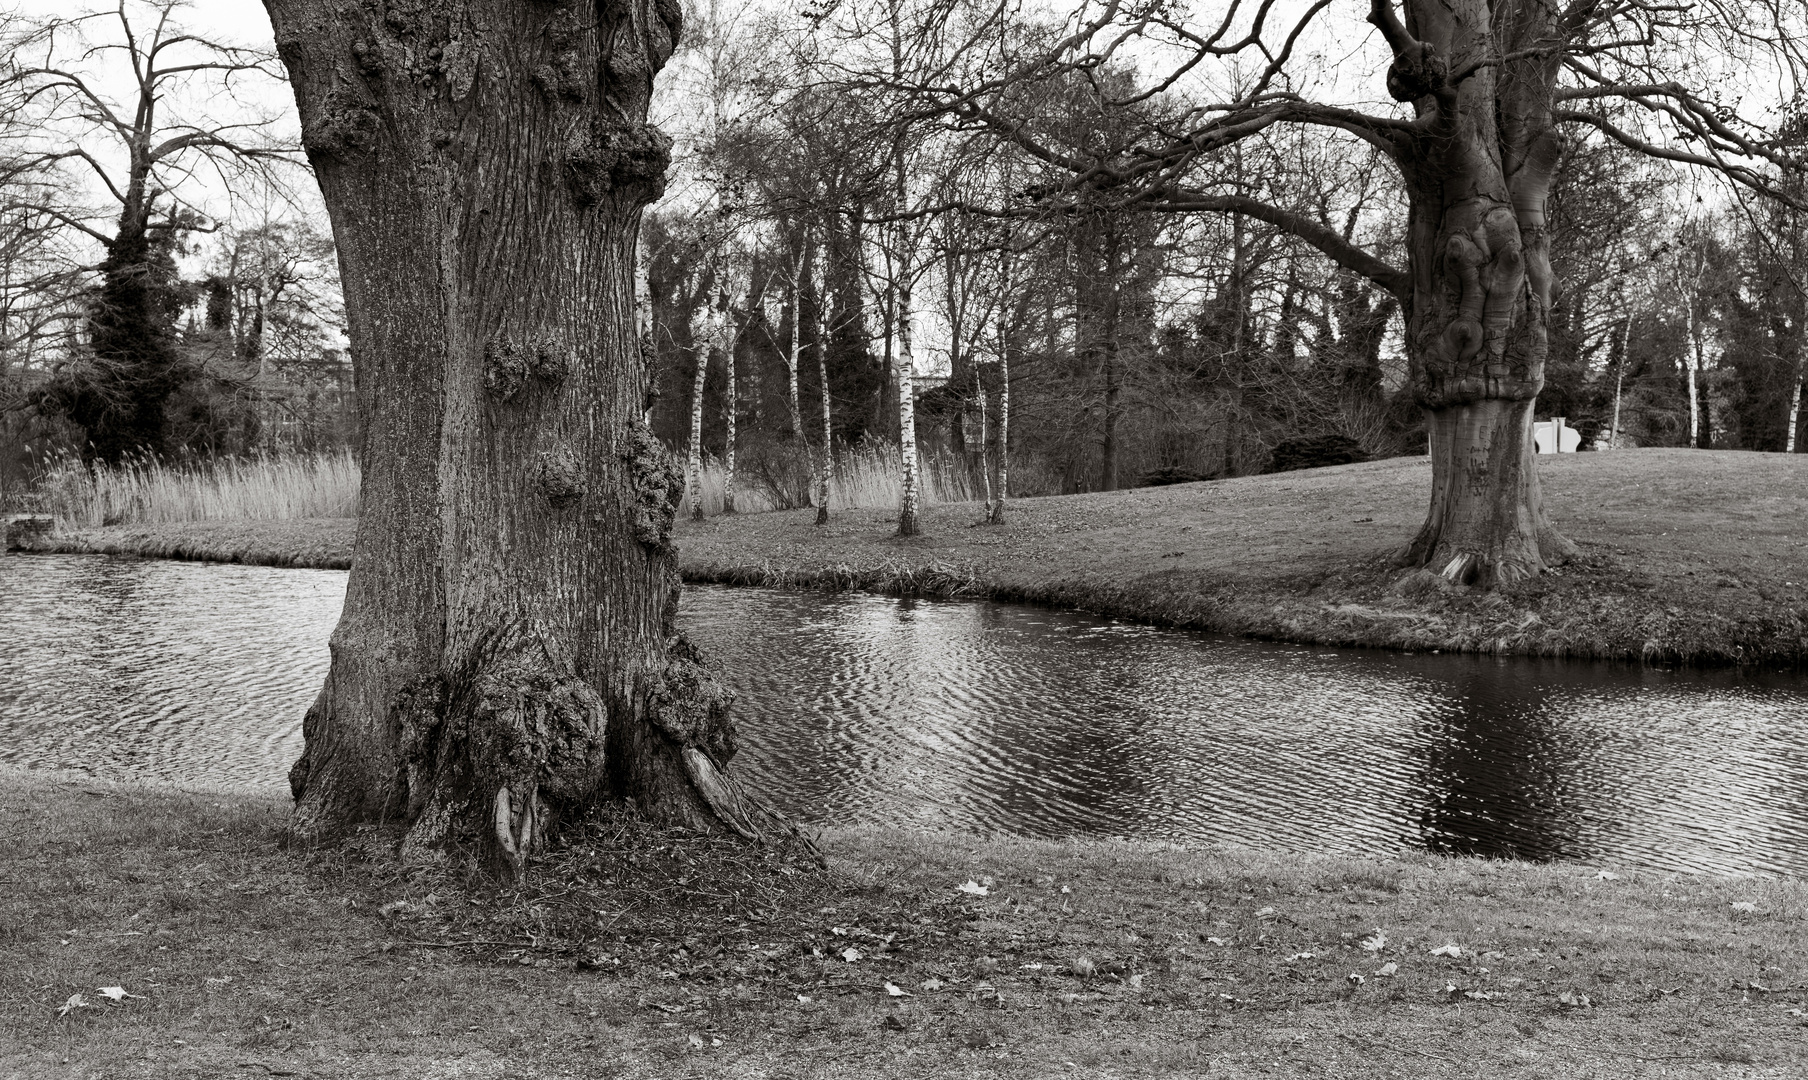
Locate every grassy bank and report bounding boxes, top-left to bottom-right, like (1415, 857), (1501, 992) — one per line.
(5, 772), (1805, 1079)
(33, 448), (1807, 666)
(677, 449), (1808, 666)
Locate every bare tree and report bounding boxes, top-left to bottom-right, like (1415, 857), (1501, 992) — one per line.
(5, 1), (294, 460)
(882, 0), (1806, 585)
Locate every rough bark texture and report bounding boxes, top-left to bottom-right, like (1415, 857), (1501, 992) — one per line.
(267, 0), (780, 871)
(1380, 0), (1578, 586)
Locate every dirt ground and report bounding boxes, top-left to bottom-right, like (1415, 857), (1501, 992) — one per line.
(5, 773), (1807, 1079)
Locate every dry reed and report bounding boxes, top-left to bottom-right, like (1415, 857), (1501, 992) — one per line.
(684, 444), (981, 518)
(29, 443), (974, 529)
(39, 451), (361, 529)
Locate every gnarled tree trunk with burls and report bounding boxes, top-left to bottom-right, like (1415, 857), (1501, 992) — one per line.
(266, 0), (784, 874)
(1376, 0), (1576, 587)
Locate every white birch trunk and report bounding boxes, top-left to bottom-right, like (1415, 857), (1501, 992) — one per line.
(687, 303), (708, 520)
(1609, 315), (1628, 449)
(975, 367), (991, 514)
(991, 312), (1010, 525)
(1787, 358), (1804, 454)
(895, 275), (920, 536)
(816, 259), (835, 526)
(787, 261), (804, 444)
(722, 293), (737, 514)
(1686, 301), (1702, 448)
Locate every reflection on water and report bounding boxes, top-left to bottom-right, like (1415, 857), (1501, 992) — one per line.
(3, 553), (1806, 873)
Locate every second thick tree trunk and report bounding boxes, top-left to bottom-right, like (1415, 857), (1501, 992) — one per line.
(1380, 0), (1576, 587)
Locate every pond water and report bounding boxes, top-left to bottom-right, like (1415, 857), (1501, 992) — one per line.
(3, 553), (1806, 874)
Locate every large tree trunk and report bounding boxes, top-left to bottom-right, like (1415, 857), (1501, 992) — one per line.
(1381, 0), (1576, 587)
(268, 0), (778, 871)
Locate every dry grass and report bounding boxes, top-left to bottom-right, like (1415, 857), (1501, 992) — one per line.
(685, 445), (980, 518)
(5, 772), (1805, 1079)
(35, 451), (360, 530)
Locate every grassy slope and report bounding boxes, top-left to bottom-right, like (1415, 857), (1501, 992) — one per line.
(677, 449), (1808, 665)
(4, 773), (1806, 1080)
(30, 448), (1808, 664)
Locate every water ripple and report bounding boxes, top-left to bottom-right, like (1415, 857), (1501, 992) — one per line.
(3, 554), (1806, 873)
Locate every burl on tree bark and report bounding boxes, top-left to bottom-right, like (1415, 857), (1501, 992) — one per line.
(264, 0), (789, 875)
(1376, 0), (1577, 587)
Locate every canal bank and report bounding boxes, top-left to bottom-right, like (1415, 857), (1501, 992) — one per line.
(4, 770), (1806, 1079)
(24, 449), (1808, 666)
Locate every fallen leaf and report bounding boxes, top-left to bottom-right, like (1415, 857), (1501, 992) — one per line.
(1430, 943), (1462, 958)
(1346, 973), (1365, 987)
(1284, 952), (1314, 963)
(957, 880), (989, 897)
(1128, 973), (1144, 990)
(687, 1034), (704, 1049)
(57, 994), (89, 1018)
(1731, 901), (1758, 913)
(1070, 956), (1096, 977)
(795, 995), (813, 1005)
(1205, 936), (1229, 946)
(841, 947), (862, 963)
(1558, 991), (1592, 1008)
(1254, 906), (1276, 918)
(1464, 990), (1494, 1000)
(1360, 931), (1388, 952)
(1594, 871), (1619, 880)
(94, 987), (141, 1002)
(1374, 962), (1398, 977)
(378, 900), (410, 917)
(884, 981), (911, 997)
(919, 977), (944, 991)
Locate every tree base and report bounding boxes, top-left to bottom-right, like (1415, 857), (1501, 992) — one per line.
(1398, 398), (1576, 588)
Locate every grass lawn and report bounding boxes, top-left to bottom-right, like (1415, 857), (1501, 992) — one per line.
(676, 449), (1808, 665)
(5, 771), (1807, 1079)
(35, 448), (1807, 664)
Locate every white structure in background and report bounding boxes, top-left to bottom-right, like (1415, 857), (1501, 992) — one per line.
(1534, 417), (1582, 454)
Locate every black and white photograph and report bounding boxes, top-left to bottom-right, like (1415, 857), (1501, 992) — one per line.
(2, 0), (1807, 1074)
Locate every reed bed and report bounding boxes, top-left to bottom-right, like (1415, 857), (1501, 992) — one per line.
(684, 444), (982, 518)
(24, 443), (973, 529)
(37, 451), (361, 529)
